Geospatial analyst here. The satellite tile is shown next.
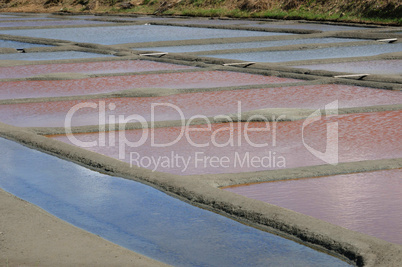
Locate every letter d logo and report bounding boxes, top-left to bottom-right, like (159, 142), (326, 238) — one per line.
(302, 101), (338, 165)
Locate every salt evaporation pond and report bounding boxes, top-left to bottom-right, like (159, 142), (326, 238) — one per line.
(1, 84), (401, 127)
(84, 16), (176, 21)
(0, 71), (299, 99)
(224, 169), (402, 244)
(248, 23), (370, 31)
(50, 110), (402, 175)
(292, 60), (402, 75)
(0, 60), (194, 79)
(0, 20), (112, 28)
(0, 39), (52, 49)
(0, 25), (291, 45)
(0, 51), (113, 61)
(0, 15), (18, 18)
(0, 138), (350, 266)
(62, 15), (107, 20)
(164, 19), (260, 26)
(135, 38), (363, 53)
(0, 17), (53, 21)
(203, 43), (402, 63)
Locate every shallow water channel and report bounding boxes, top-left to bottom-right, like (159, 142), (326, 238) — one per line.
(0, 138), (350, 266)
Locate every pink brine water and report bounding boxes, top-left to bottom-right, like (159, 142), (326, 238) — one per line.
(49, 110), (402, 175)
(0, 60), (194, 79)
(1, 84), (400, 127)
(224, 169), (402, 245)
(0, 71), (299, 99)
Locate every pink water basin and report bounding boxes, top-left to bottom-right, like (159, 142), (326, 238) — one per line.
(0, 60), (194, 79)
(0, 71), (300, 99)
(49, 110), (402, 175)
(0, 84), (400, 127)
(224, 169), (402, 244)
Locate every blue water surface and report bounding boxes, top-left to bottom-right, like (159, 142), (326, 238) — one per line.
(0, 138), (350, 267)
(203, 43), (402, 63)
(135, 37), (364, 53)
(247, 23), (371, 31)
(0, 39), (52, 48)
(0, 17), (52, 21)
(0, 20), (111, 27)
(0, 25), (291, 45)
(0, 51), (113, 61)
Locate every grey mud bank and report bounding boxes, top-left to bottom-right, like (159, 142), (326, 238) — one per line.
(0, 187), (170, 267)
